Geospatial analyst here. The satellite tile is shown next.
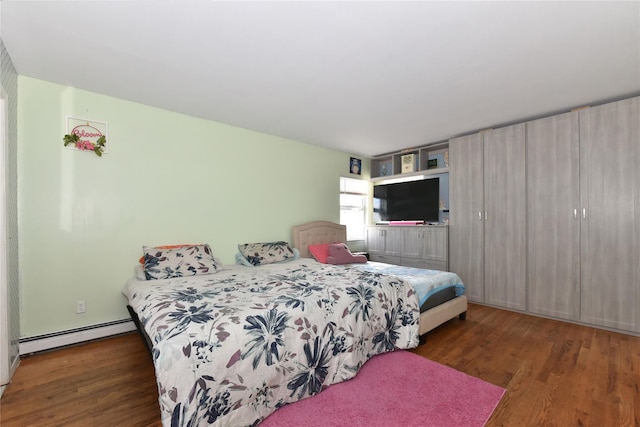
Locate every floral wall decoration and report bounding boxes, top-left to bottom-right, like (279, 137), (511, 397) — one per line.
(63, 117), (108, 156)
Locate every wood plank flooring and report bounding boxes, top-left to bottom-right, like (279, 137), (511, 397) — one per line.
(0, 331), (161, 426)
(1, 303), (639, 426)
(413, 304), (640, 427)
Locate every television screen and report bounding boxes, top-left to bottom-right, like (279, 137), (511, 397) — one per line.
(373, 178), (440, 223)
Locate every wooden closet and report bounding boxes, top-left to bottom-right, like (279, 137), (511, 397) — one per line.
(449, 96), (639, 334)
(449, 124), (526, 311)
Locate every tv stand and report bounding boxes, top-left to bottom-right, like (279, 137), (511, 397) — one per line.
(366, 225), (448, 271)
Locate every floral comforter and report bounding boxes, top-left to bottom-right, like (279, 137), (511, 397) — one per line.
(123, 259), (420, 427)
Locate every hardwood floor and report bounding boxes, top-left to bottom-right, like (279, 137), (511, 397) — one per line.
(413, 304), (640, 427)
(1, 303), (638, 426)
(0, 332), (161, 427)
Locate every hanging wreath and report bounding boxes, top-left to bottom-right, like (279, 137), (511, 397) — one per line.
(63, 133), (107, 157)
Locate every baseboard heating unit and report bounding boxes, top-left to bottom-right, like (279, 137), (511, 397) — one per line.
(18, 319), (136, 355)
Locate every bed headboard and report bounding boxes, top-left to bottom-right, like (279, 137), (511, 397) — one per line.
(292, 221), (347, 258)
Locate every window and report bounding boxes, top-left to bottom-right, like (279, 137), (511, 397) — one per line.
(340, 177), (368, 241)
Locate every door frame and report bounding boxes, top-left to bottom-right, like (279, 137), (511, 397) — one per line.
(0, 86), (11, 387)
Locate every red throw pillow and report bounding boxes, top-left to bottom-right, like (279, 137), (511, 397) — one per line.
(308, 243), (332, 264)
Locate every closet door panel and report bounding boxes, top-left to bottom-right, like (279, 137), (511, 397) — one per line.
(384, 227), (403, 257)
(449, 133), (484, 302)
(401, 227), (422, 259)
(420, 226), (448, 264)
(580, 97), (639, 332)
(526, 112), (580, 320)
(483, 124), (527, 310)
(366, 227), (385, 256)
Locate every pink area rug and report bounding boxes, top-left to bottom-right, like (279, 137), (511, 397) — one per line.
(261, 350), (505, 427)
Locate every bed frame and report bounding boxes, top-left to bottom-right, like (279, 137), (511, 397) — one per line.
(292, 221), (467, 339)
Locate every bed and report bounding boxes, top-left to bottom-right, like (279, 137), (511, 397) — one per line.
(124, 242), (420, 426)
(291, 221), (467, 338)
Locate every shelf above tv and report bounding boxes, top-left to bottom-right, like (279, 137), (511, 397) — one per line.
(370, 142), (449, 180)
(371, 167), (449, 183)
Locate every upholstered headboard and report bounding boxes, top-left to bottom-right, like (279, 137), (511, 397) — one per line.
(292, 221), (347, 258)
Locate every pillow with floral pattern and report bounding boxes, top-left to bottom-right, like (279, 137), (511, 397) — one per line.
(237, 241), (295, 266)
(235, 247), (301, 266)
(142, 244), (222, 280)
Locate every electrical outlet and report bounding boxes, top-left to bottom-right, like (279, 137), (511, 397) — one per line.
(76, 300), (86, 314)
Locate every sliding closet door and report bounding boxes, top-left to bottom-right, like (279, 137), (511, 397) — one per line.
(580, 97), (639, 332)
(526, 112), (580, 320)
(449, 133), (484, 302)
(483, 124), (526, 310)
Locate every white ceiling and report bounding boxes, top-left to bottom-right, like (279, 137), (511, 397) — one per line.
(1, 1), (639, 157)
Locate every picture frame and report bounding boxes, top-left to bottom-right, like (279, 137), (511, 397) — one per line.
(66, 117), (109, 154)
(350, 157), (362, 175)
(428, 158), (438, 169)
(401, 154), (415, 173)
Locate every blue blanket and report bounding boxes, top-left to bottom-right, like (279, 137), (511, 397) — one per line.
(349, 261), (465, 308)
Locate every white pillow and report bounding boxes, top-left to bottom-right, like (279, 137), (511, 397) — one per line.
(134, 264), (146, 280)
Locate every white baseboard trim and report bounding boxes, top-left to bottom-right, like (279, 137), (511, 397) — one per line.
(19, 320), (136, 355)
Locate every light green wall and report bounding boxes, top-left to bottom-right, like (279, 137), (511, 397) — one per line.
(18, 76), (370, 337)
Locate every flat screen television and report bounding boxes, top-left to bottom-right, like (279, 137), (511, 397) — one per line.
(373, 178), (439, 223)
